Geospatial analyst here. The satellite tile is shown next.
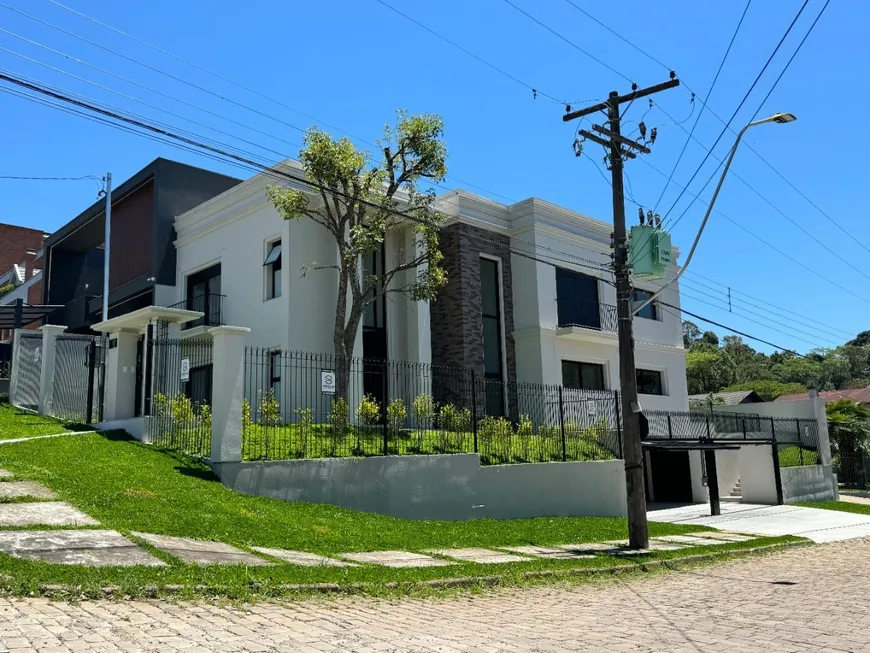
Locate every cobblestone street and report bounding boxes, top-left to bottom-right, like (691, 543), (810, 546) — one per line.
(2, 538), (869, 652)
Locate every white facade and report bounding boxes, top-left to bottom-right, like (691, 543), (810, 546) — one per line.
(439, 192), (689, 413)
(172, 161), (688, 412)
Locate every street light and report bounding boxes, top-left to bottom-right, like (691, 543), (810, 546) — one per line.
(633, 113), (797, 316)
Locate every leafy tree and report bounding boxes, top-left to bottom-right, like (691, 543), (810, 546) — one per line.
(722, 380), (806, 402)
(772, 356), (827, 389)
(686, 348), (736, 395)
(847, 331), (870, 348)
(267, 111), (448, 401)
(699, 331), (719, 347)
(827, 399), (870, 485)
(682, 320), (701, 349)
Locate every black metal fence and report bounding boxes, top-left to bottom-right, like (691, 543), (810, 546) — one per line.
(0, 342), (11, 379)
(51, 334), (106, 424)
(146, 336), (214, 457)
(832, 433), (868, 489)
(645, 409), (821, 467)
(241, 348), (622, 465)
(168, 294), (225, 331)
(10, 331), (42, 411)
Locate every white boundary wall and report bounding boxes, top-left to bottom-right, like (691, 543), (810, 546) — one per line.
(213, 455), (627, 520)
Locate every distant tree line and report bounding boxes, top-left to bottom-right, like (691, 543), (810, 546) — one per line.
(683, 322), (870, 401)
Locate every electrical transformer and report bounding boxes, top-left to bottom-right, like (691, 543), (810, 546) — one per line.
(629, 225), (672, 280)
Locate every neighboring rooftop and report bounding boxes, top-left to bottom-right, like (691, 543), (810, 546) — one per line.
(688, 390), (764, 406)
(776, 386), (870, 404)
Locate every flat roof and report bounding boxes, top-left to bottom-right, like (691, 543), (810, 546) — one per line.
(0, 304), (63, 329)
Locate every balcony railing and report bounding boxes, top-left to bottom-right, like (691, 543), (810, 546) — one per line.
(170, 293), (225, 330)
(556, 299), (618, 332)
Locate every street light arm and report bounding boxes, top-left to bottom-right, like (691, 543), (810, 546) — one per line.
(632, 120), (761, 317)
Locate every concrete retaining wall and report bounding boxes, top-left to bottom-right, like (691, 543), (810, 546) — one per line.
(213, 454), (627, 520)
(782, 465), (837, 503)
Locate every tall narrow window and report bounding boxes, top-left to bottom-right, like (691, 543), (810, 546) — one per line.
(269, 351), (282, 402)
(480, 257), (504, 416)
(264, 240), (282, 299)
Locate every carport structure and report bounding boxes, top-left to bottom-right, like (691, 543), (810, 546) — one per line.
(641, 410), (822, 516)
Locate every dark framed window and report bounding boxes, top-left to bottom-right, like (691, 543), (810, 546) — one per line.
(562, 360), (606, 391)
(480, 257), (504, 416)
(636, 369), (664, 395)
(269, 351), (282, 401)
(264, 240), (282, 299)
(556, 268), (600, 329)
(186, 263), (221, 328)
(632, 289), (658, 320)
(184, 364), (213, 406)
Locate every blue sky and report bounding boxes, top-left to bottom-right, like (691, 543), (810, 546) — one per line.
(0, 0), (863, 354)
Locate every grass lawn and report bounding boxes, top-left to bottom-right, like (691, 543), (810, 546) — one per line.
(779, 445), (819, 468)
(240, 423), (618, 465)
(796, 500), (870, 515)
(0, 428), (801, 599)
(0, 398), (89, 440)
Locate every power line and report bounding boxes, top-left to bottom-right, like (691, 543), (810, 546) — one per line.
(0, 174), (98, 180)
(668, 0), (829, 231)
(660, 0), (809, 224)
(651, 0), (751, 212)
(1, 67), (837, 356)
(499, 0), (634, 84)
(638, 155), (870, 306)
(563, 0), (868, 256)
(677, 275), (852, 341)
(34, 0), (518, 204)
(371, 0), (571, 105)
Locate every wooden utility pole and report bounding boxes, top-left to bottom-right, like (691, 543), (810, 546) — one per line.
(563, 77), (679, 549)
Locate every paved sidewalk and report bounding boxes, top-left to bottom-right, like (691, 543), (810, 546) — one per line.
(649, 501), (870, 542)
(1, 538), (869, 652)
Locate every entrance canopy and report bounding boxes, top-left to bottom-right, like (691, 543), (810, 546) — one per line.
(0, 303), (63, 329)
(92, 305), (203, 333)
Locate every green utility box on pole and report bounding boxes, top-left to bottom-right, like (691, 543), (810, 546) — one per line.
(629, 225), (672, 280)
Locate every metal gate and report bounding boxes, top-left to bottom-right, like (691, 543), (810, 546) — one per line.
(836, 434), (868, 490)
(10, 331), (42, 410)
(52, 334), (106, 424)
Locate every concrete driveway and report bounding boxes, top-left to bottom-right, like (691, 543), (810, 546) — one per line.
(649, 502), (870, 543)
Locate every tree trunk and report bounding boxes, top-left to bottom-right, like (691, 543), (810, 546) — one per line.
(334, 261), (351, 407)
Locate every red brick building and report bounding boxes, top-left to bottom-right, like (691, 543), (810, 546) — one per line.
(0, 223), (47, 276)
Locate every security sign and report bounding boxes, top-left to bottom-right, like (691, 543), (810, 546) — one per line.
(180, 357), (191, 382)
(321, 370), (336, 394)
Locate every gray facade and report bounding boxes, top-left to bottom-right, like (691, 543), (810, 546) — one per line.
(430, 222), (517, 387)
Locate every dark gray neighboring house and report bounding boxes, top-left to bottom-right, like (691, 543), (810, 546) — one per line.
(688, 390), (765, 406)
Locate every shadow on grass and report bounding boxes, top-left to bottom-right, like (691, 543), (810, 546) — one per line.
(175, 466), (220, 482)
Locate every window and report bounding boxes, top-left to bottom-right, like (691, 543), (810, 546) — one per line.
(562, 360), (606, 391)
(556, 268), (600, 329)
(264, 240), (282, 299)
(636, 369), (664, 395)
(269, 351), (282, 401)
(632, 289), (658, 320)
(480, 257), (504, 416)
(186, 263), (222, 328)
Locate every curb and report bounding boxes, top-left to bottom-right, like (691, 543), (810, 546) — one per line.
(26, 539), (811, 599)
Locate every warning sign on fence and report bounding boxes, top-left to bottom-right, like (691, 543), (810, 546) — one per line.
(321, 370), (335, 394)
(180, 357), (190, 382)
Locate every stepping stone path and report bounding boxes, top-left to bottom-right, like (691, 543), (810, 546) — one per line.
(0, 481), (57, 500)
(133, 533), (271, 566)
(252, 547), (356, 567)
(341, 551), (455, 568)
(0, 468), (763, 569)
(503, 545), (597, 560)
(655, 534), (733, 547)
(425, 548), (531, 564)
(687, 531), (756, 542)
(0, 530), (165, 566)
(0, 502), (98, 527)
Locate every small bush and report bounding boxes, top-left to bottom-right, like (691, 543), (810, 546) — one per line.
(387, 398), (407, 437)
(329, 398), (349, 455)
(257, 389), (282, 426)
(357, 394), (381, 427)
(296, 407), (313, 457)
(242, 399), (251, 430)
(412, 393), (434, 429)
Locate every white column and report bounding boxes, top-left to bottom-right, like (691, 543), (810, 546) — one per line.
(38, 325), (66, 415)
(102, 330), (139, 421)
(810, 392), (833, 467)
(406, 229), (432, 365)
(209, 325), (250, 463)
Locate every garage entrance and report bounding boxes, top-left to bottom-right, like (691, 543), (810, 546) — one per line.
(647, 449), (693, 503)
